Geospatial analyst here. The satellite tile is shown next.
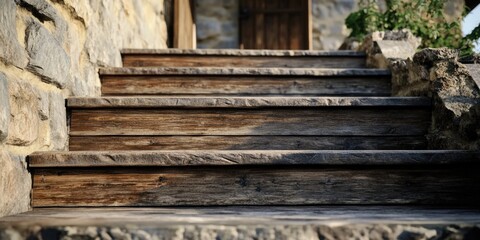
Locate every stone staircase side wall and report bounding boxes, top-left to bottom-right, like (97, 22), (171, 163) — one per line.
(0, 0), (168, 217)
(362, 30), (480, 150)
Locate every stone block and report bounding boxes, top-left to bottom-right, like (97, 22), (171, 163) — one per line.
(36, 89), (49, 121)
(196, 16), (222, 40)
(0, 150), (31, 217)
(0, 73), (9, 143)
(376, 40), (416, 60)
(466, 64), (480, 89)
(49, 91), (67, 150)
(17, 0), (68, 42)
(413, 48), (458, 65)
(26, 20), (70, 89)
(6, 79), (40, 146)
(0, 0), (28, 68)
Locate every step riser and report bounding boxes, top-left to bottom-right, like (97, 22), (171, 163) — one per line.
(68, 107), (430, 136)
(69, 136), (426, 151)
(32, 166), (480, 207)
(122, 55), (366, 68)
(100, 75), (391, 96)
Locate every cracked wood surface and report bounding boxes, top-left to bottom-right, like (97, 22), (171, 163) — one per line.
(2, 206), (480, 227)
(68, 135), (426, 151)
(28, 150), (480, 167)
(31, 165), (480, 207)
(69, 107), (430, 136)
(100, 75), (391, 96)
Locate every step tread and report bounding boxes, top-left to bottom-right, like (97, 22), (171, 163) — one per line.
(67, 96), (430, 108)
(121, 48), (367, 57)
(99, 67), (390, 76)
(29, 150), (479, 167)
(2, 207), (480, 228)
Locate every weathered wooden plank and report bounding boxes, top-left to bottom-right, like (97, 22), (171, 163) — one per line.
(32, 166), (480, 206)
(0, 206), (480, 227)
(100, 76), (389, 96)
(67, 97), (430, 108)
(173, 0), (196, 49)
(69, 107), (430, 136)
(68, 135), (426, 151)
(28, 150), (480, 167)
(3, 206), (480, 227)
(254, 0), (265, 49)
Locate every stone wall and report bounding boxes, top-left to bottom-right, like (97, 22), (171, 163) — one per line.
(360, 30), (480, 150)
(194, 0), (361, 49)
(0, 0), (168, 217)
(195, 0), (239, 49)
(391, 49), (480, 150)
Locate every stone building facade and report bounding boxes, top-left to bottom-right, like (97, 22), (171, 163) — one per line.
(195, 0), (359, 49)
(0, 0), (168, 217)
(195, 0), (464, 50)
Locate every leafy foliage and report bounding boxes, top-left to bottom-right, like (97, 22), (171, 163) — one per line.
(345, 0), (478, 55)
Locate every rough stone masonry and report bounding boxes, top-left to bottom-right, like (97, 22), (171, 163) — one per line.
(0, 0), (168, 217)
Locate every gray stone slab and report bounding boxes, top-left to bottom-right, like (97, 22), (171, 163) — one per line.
(121, 48), (366, 56)
(0, 0), (28, 68)
(26, 20), (70, 88)
(0, 150), (31, 217)
(376, 40), (417, 60)
(6, 79), (39, 146)
(48, 91), (67, 150)
(66, 96), (431, 108)
(466, 64), (480, 89)
(28, 150), (479, 167)
(0, 73), (9, 142)
(99, 67), (390, 76)
(17, 0), (68, 42)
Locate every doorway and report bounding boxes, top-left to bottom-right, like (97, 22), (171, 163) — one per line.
(239, 0), (312, 50)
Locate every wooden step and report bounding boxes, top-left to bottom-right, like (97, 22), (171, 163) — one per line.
(28, 150), (480, 207)
(2, 207), (480, 239)
(67, 96), (430, 151)
(99, 67), (391, 96)
(121, 49), (367, 68)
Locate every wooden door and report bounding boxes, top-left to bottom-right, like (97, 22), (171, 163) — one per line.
(239, 0), (312, 50)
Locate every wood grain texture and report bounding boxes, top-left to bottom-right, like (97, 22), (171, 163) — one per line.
(3, 206), (480, 227)
(69, 107), (430, 136)
(173, 0), (196, 49)
(68, 135), (427, 151)
(29, 150), (480, 167)
(122, 55), (366, 68)
(32, 166), (480, 207)
(100, 75), (389, 96)
(234, 0), (312, 50)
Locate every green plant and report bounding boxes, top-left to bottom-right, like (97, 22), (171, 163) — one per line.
(345, 0), (475, 55)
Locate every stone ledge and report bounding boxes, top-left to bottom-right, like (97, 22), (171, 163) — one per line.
(1, 207), (479, 239)
(28, 150), (479, 167)
(121, 48), (366, 56)
(66, 96), (431, 108)
(99, 67), (390, 76)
